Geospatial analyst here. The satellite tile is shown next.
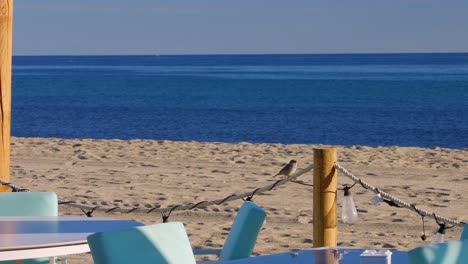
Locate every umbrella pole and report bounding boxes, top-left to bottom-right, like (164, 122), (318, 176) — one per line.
(0, 0), (13, 192)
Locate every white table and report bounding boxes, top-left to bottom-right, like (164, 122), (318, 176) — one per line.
(0, 216), (143, 262)
(204, 247), (409, 264)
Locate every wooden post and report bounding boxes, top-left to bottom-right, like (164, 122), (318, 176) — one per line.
(0, 0), (13, 192)
(313, 148), (338, 247)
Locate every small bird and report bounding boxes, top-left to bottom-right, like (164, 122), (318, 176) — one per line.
(272, 160), (297, 178)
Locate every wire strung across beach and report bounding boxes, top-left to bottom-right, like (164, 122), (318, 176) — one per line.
(0, 164), (314, 217)
(334, 163), (465, 227)
(0, 163), (464, 228)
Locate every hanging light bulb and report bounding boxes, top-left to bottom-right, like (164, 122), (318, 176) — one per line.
(431, 224), (446, 244)
(370, 193), (384, 205)
(342, 185), (359, 224)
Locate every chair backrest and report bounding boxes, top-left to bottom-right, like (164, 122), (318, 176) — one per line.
(87, 222), (196, 264)
(408, 240), (468, 264)
(0, 192), (58, 216)
(219, 201), (267, 261)
(460, 224), (468, 240)
(0, 192), (58, 264)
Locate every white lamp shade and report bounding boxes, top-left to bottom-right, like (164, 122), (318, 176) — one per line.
(370, 193), (384, 205)
(342, 194), (359, 224)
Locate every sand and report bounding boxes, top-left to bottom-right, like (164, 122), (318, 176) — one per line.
(8, 137), (468, 263)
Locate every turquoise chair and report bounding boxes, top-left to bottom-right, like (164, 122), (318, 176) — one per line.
(408, 240), (468, 264)
(0, 192), (59, 264)
(87, 222), (196, 264)
(194, 201), (267, 261)
(460, 224), (467, 239)
(0, 192), (58, 216)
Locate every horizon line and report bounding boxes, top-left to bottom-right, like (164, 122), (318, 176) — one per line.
(12, 51), (468, 57)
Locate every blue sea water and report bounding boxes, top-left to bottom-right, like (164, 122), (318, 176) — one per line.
(11, 53), (468, 149)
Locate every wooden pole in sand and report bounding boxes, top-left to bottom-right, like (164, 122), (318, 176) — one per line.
(0, 0), (13, 192)
(313, 148), (338, 247)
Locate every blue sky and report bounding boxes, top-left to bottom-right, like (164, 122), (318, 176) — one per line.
(13, 0), (468, 55)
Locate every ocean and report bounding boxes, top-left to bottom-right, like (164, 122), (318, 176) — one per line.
(12, 53), (468, 149)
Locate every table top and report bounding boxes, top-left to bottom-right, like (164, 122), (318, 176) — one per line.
(0, 216), (143, 251)
(0, 217), (410, 264)
(207, 248), (409, 264)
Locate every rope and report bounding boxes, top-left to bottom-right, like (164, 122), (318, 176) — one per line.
(0, 181), (29, 192)
(0, 164), (314, 215)
(334, 163), (464, 227)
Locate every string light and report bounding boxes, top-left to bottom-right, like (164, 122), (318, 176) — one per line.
(431, 213), (455, 244)
(334, 164), (465, 245)
(1, 164), (465, 245)
(431, 223), (446, 244)
(81, 207), (98, 217)
(0, 164), (315, 216)
(370, 193), (384, 206)
(333, 163), (464, 232)
(341, 184), (359, 224)
(411, 204), (427, 241)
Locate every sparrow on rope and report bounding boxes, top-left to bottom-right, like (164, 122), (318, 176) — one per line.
(272, 160), (297, 178)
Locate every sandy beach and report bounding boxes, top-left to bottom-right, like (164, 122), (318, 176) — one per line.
(8, 137), (468, 263)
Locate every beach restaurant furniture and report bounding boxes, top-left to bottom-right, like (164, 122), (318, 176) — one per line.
(460, 224), (468, 239)
(194, 201), (267, 261)
(0, 216), (143, 263)
(408, 240), (468, 264)
(0, 192), (59, 264)
(0, 192), (58, 217)
(87, 222), (196, 264)
(200, 247), (410, 264)
(407, 224), (468, 264)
